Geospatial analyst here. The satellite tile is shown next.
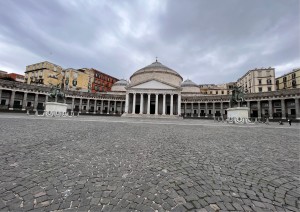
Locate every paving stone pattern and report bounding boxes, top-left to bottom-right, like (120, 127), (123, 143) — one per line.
(0, 115), (299, 211)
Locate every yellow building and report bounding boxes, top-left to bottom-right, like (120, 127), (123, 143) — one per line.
(276, 68), (300, 90)
(25, 61), (63, 86)
(237, 67), (276, 93)
(63, 68), (93, 92)
(199, 82), (234, 95)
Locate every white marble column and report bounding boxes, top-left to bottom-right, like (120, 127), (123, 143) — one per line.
(212, 102), (215, 118)
(9, 90), (15, 110)
(107, 100), (110, 114)
(140, 93), (144, 114)
(79, 98), (82, 112)
(257, 100), (261, 119)
(120, 101), (123, 114)
(191, 103), (194, 117)
(132, 93), (136, 114)
(22, 92), (28, 110)
(247, 101), (250, 117)
(33, 93), (39, 111)
(295, 98), (299, 120)
(205, 102), (208, 117)
(220, 101), (223, 117)
(162, 94), (166, 115)
(114, 100), (117, 114)
(125, 93), (129, 113)
(268, 100), (273, 119)
(94, 100), (97, 114)
(155, 94), (158, 115)
(86, 99), (90, 113)
(100, 100), (104, 114)
(147, 94), (150, 115)
(170, 94), (174, 115)
(71, 97), (75, 112)
(281, 99), (286, 119)
(177, 94), (181, 116)
(198, 102), (200, 117)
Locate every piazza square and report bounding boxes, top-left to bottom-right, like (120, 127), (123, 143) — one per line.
(0, 114), (299, 211)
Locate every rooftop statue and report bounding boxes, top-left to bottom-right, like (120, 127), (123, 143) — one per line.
(230, 86), (245, 107)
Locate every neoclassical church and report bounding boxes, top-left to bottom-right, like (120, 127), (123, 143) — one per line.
(0, 60), (299, 120)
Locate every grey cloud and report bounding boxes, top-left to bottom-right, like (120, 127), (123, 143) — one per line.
(0, 0), (299, 84)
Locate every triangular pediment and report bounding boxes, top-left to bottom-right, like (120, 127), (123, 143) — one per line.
(130, 80), (177, 90)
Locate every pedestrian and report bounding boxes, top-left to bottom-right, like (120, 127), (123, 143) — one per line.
(288, 119), (292, 126)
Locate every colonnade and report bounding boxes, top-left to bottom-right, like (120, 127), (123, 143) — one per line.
(124, 92), (181, 116)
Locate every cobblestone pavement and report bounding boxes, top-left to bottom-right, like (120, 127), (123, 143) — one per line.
(0, 114), (299, 212)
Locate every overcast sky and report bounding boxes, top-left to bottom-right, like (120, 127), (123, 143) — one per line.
(0, 0), (299, 84)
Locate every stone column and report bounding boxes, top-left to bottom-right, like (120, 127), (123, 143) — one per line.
(113, 100), (117, 114)
(184, 103), (187, 117)
(125, 93), (129, 113)
(177, 94), (181, 116)
(295, 98), (299, 120)
(132, 93), (136, 114)
(94, 100), (97, 114)
(107, 100), (110, 114)
(79, 98), (82, 113)
(140, 93), (144, 114)
(268, 99), (273, 119)
(71, 97), (75, 112)
(205, 102), (208, 117)
(191, 103), (194, 117)
(170, 94), (174, 115)
(147, 94), (150, 115)
(220, 101), (223, 117)
(155, 94), (158, 115)
(101, 100), (104, 114)
(257, 100), (261, 119)
(281, 99), (286, 119)
(22, 92), (28, 110)
(86, 99), (90, 113)
(212, 102), (215, 118)
(120, 101), (123, 114)
(33, 93), (39, 111)
(198, 102), (200, 117)
(9, 90), (15, 110)
(162, 93), (166, 115)
(247, 101), (250, 117)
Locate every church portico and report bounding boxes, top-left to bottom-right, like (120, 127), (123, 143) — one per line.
(124, 90), (181, 118)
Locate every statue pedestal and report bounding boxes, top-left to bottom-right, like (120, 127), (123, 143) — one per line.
(45, 102), (67, 112)
(227, 107), (249, 119)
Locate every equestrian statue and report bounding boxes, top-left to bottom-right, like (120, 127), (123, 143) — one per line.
(230, 86), (245, 107)
(48, 84), (65, 102)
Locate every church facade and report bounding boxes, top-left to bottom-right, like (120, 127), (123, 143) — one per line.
(0, 61), (299, 120)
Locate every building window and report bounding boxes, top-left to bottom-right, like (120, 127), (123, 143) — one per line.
(283, 77), (287, 82)
(267, 79), (272, 84)
(258, 79), (262, 85)
(284, 83), (287, 88)
(216, 91), (218, 94)
(221, 91), (224, 94)
(268, 87), (271, 91)
(292, 80), (296, 88)
(258, 87), (262, 92)
(292, 73), (296, 79)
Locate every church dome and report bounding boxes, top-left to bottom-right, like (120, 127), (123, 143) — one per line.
(113, 79), (128, 86)
(129, 60), (183, 87)
(181, 79), (199, 92)
(111, 79), (128, 92)
(181, 79), (198, 87)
